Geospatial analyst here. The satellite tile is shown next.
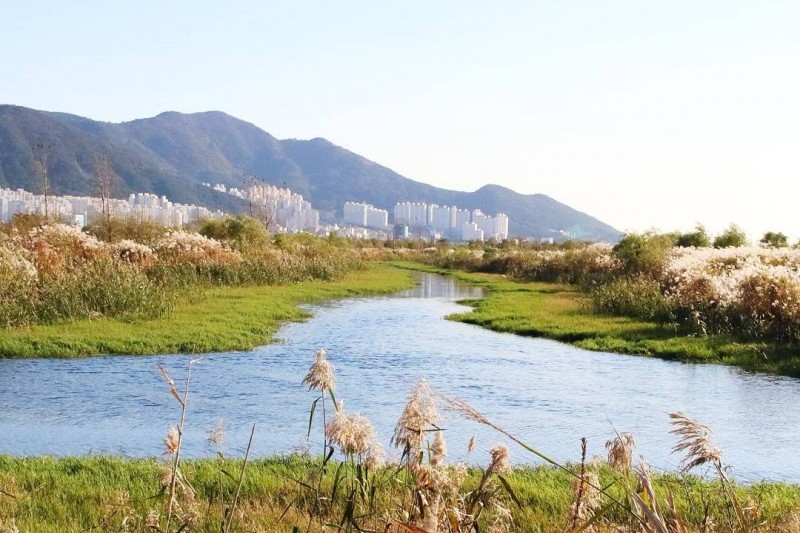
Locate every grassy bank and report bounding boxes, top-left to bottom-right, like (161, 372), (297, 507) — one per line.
(1, 455), (798, 532)
(393, 262), (800, 377)
(0, 262), (415, 358)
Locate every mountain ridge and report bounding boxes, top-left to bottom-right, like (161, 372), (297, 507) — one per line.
(0, 105), (620, 241)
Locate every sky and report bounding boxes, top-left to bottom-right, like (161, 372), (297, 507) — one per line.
(2, 1), (799, 240)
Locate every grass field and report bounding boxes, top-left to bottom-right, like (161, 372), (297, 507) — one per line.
(0, 263), (415, 358)
(1, 455), (798, 532)
(392, 262), (800, 377)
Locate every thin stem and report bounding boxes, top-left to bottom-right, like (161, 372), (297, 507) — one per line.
(166, 361), (195, 528)
(223, 424), (256, 533)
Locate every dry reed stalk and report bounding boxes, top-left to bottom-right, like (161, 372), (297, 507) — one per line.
(302, 348), (337, 465)
(222, 423), (256, 533)
(325, 400), (378, 456)
(631, 463), (670, 533)
(157, 360), (199, 530)
(669, 412), (751, 532)
(669, 412), (722, 472)
(605, 432), (636, 472)
(207, 418), (225, 457)
(301, 348), (335, 393)
(431, 430), (447, 467)
(392, 380), (440, 462)
(569, 438), (591, 530)
(463, 443), (511, 525)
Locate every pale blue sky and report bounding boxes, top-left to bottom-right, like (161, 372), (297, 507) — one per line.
(3, 1), (799, 239)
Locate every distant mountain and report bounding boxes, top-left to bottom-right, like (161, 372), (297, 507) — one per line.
(0, 105), (620, 241)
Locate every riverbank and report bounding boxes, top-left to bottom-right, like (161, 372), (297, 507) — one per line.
(392, 262), (800, 378)
(1, 455), (798, 532)
(0, 262), (415, 358)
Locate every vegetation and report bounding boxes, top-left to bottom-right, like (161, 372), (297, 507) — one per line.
(760, 231), (789, 248)
(0, 261), (413, 358)
(675, 224), (711, 248)
(1, 351), (799, 533)
(713, 224), (749, 248)
(2, 455), (798, 532)
(393, 262), (800, 377)
(0, 216), (364, 330)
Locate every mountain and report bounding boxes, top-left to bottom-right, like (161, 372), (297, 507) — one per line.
(0, 105), (620, 241)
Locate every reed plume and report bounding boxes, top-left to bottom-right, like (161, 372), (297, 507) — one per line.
(431, 430), (447, 467)
(302, 348), (335, 392)
(605, 432), (636, 472)
(164, 427), (180, 456)
(392, 380), (440, 458)
(669, 412), (722, 471)
(206, 418), (225, 453)
(325, 400), (378, 456)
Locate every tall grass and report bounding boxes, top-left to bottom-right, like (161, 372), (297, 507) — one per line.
(0, 219), (363, 329)
(405, 240), (800, 344)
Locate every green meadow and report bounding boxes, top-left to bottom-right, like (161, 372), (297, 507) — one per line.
(0, 262), (414, 358)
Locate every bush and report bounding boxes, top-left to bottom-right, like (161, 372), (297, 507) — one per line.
(0, 224), (363, 328)
(675, 225), (711, 248)
(612, 232), (674, 278)
(591, 277), (675, 325)
(713, 224), (748, 248)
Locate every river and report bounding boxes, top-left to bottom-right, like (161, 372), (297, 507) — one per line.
(1, 272), (798, 482)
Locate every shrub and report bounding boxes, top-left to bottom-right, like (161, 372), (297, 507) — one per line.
(612, 232), (674, 278)
(675, 224), (711, 248)
(760, 231), (788, 248)
(591, 277), (675, 325)
(713, 224), (748, 248)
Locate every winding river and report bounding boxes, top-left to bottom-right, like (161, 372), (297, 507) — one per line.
(1, 272), (799, 483)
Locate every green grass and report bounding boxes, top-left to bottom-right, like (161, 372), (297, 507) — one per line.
(0, 263), (415, 358)
(1, 455), (798, 532)
(392, 262), (800, 377)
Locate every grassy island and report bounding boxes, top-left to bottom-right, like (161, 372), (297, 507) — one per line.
(392, 262), (800, 378)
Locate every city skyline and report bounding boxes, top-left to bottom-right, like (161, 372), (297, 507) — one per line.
(2, 184), (512, 242)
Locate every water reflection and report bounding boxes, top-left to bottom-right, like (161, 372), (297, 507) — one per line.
(395, 272), (484, 299)
(0, 272), (799, 483)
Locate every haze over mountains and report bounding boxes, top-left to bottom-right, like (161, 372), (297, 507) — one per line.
(0, 105), (620, 241)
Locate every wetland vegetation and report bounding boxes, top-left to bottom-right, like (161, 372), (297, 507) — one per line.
(3, 216), (800, 531)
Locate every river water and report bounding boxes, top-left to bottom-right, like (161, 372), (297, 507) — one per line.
(1, 272), (799, 482)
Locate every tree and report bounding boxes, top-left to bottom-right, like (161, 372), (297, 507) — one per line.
(760, 231), (788, 248)
(242, 174), (276, 232)
(613, 231), (675, 278)
(199, 215), (269, 250)
(675, 224), (711, 248)
(713, 224), (748, 248)
(32, 142), (53, 219)
(94, 154), (115, 241)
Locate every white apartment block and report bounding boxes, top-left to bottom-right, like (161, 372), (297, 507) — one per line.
(393, 202), (410, 224)
(0, 187), (222, 226)
(428, 204), (451, 232)
(343, 201), (388, 229)
(395, 201), (429, 227)
(365, 206), (388, 228)
(392, 201), (509, 241)
(409, 203), (428, 227)
(211, 182), (320, 232)
(343, 202), (368, 226)
(461, 222), (484, 241)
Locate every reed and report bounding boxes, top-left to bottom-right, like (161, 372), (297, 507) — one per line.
(0, 221), (364, 329)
